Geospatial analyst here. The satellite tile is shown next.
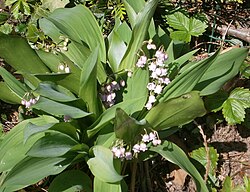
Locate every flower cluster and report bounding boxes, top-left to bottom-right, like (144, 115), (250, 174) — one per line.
(100, 80), (125, 108)
(111, 130), (161, 160)
(58, 63), (70, 73)
(21, 94), (39, 108)
(135, 40), (171, 110)
(30, 36), (69, 54)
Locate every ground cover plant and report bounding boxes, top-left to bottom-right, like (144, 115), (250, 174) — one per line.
(0, 0), (249, 191)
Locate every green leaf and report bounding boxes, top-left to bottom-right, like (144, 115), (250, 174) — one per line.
(123, 67), (149, 109)
(32, 97), (91, 119)
(191, 147), (219, 175)
(222, 88), (250, 125)
(146, 91), (206, 130)
(0, 116), (58, 172)
(119, 0), (159, 70)
(26, 23), (44, 42)
(49, 170), (92, 192)
(42, 5), (107, 82)
(114, 108), (148, 143)
(35, 82), (77, 102)
(221, 176), (233, 192)
(0, 156), (71, 192)
(27, 132), (78, 157)
(0, 82), (21, 103)
(0, 23), (12, 34)
(150, 141), (209, 192)
(87, 145), (123, 183)
(108, 31), (127, 72)
(0, 33), (49, 73)
(0, 67), (27, 99)
(87, 96), (146, 138)
(167, 12), (207, 42)
(79, 47), (100, 116)
(195, 48), (249, 95)
(94, 177), (123, 192)
(159, 49), (220, 102)
(41, 0), (69, 12)
(204, 90), (229, 112)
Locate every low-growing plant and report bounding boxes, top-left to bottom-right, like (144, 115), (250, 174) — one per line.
(0, 0), (248, 191)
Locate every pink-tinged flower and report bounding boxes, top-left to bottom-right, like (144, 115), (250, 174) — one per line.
(136, 55), (147, 68)
(155, 68), (162, 76)
(120, 80), (126, 87)
(142, 134), (150, 143)
(111, 81), (120, 91)
(160, 68), (168, 77)
(25, 101), (31, 108)
(162, 77), (171, 85)
(149, 132), (156, 141)
(30, 98), (37, 104)
(148, 62), (157, 71)
(152, 139), (162, 146)
(125, 151), (133, 160)
(151, 71), (158, 79)
(154, 85), (163, 94)
(145, 102), (153, 110)
(21, 99), (26, 105)
(147, 82), (156, 91)
(148, 95), (156, 104)
(140, 142), (147, 152)
(133, 144), (140, 153)
(147, 43), (156, 50)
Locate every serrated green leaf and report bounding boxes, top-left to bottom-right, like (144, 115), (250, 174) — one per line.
(191, 147), (219, 175)
(49, 170), (92, 192)
(87, 145), (123, 183)
(0, 23), (12, 34)
(167, 12), (207, 42)
(222, 88), (250, 125)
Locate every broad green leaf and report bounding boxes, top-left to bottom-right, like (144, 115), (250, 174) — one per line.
(27, 132), (78, 157)
(0, 33), (49, 73)
(114, 108), (148, 143)
(191, 147), (219, 175)
(150, 141), (209, 192)
(26, 23), (45, 42)
(49, 170), (92, 192)
(116, 21), (132, 44)
(43, 5), (107, 82)
(87, 145), (123, 183)
(0, 67), (27, 99)
(87, 96), (146, 138)
(0, 116), (58, 172)
(167, 12), (207, 42)
(195, 48), (249, 95)
(204, 90), (228, 112)
(119, 0), (159, 70)
(123, 67), (149, 109)
(23, 122), (55, 143)
(159, 49), (220, 102)
(94, 177), (123, 192)
(0, 82), (21, 103)
(35, 82), (77, 102)
(108, 31), (127, 72)
(96, 132), (116, 148)
(146, 91), (206, 130)
(222, 88), (250, 124)
(0, 156), (71, 192)
(41, 0), (69, 12)
(32, 97), (91, 119)
(0, 13), (9, 24)
(79, 47), (100, 116)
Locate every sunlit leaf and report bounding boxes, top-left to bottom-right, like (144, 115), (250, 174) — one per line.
(222, 88), (250, 124)
(41, 0), (69, 12)
(87, 145), (123, 183)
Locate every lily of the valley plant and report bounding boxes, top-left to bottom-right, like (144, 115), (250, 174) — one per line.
(0, 0), (248, 191)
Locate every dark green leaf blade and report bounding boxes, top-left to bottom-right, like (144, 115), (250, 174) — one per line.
(49, 170), (92, 192)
